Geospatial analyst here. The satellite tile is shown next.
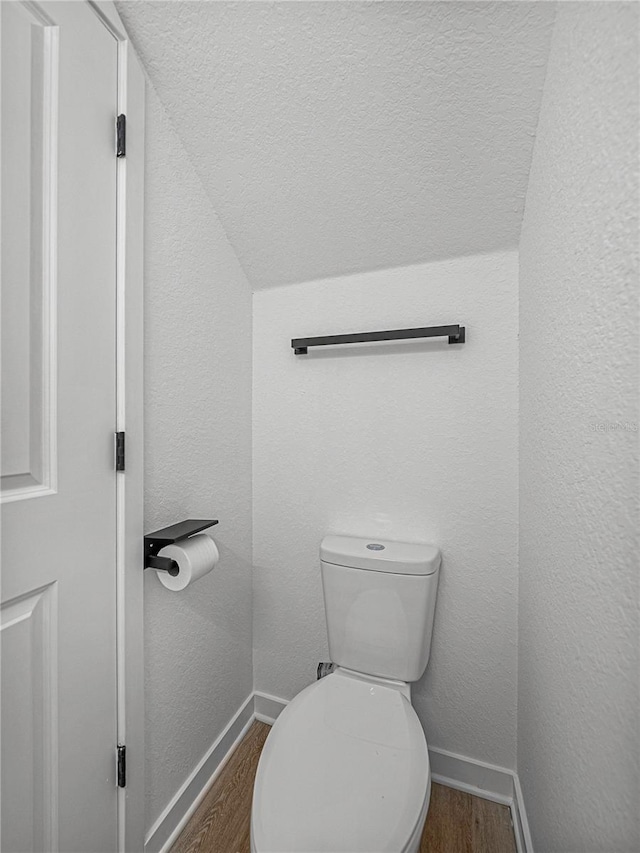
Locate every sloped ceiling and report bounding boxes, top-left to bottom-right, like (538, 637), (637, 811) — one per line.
(117, 1), (555, 288)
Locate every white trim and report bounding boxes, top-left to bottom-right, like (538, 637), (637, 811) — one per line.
(511, 772), (534, 853)
(0, 483), (57, 503)
(84, 4), (146, 852)
(119, 36), (146, 853)
(38, 12), (58, 502)
(144, 695), (255, 853)
(254, 690), (289, 725)
(428, 745), (514, 805)
(429, 748), (533, 852)
(86, 0), (125, 39)
(113, 19), (130, 853)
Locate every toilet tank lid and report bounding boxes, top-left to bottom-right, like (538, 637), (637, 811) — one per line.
(320, 535), (441, 575)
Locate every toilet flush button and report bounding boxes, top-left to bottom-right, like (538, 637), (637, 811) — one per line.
(366, 543), (385, 551)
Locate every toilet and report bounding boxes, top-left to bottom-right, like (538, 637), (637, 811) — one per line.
(251, 534), (441, 853)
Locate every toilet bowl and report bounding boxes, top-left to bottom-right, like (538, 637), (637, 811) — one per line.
(251, 535), (441, 853)
(251, 668), (431, 853)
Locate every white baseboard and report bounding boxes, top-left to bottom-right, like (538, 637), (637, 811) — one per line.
(428, 745), (514, 805)
(144, 689), (533, 853)
(144, 693), (255, 853)
(427, 745), (533, 851)
(511, 771), (534, 853)
(254, 689), (289, 724)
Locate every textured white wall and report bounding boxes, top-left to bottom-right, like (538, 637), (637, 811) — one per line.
(144, 85), (253, 833)
(253, 251), (519, 769)
(518, 4), (639, 851)
(116, 1), (553, 288)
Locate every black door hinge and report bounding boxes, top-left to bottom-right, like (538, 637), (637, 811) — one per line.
(117, 745), (126, 788)
(116, 114), (126, 157)
(115, 431), (125, 472)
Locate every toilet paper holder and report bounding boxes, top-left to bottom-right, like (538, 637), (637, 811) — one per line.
(144, 519), (219, 575)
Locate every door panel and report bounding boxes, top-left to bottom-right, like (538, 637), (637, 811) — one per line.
(1, 584), (57, 853)
(1, 0), (57, 499)
(1, 2), (119, 850)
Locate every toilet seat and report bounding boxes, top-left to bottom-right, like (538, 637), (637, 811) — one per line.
(251, 670), (431, 853)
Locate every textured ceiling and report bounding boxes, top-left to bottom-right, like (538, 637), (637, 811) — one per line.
(117, 1), (555, 288)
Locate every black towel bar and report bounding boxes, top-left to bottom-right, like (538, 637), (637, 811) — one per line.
(291, 324), (465, 354)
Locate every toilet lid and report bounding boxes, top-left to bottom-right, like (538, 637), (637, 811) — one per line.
(252, 670), (430, 853)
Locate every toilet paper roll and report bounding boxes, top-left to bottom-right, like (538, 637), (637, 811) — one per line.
(156, 534), (219, 591)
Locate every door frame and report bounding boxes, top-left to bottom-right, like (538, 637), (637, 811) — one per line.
(87, 3), (145, 850)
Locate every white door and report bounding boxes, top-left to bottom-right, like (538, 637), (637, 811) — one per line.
(1, 2), (120, 850)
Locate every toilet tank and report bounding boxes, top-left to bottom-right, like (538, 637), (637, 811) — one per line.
(320, 535), (441, 683)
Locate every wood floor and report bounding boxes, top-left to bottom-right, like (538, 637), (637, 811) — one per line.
(171, 721), (516, 853)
